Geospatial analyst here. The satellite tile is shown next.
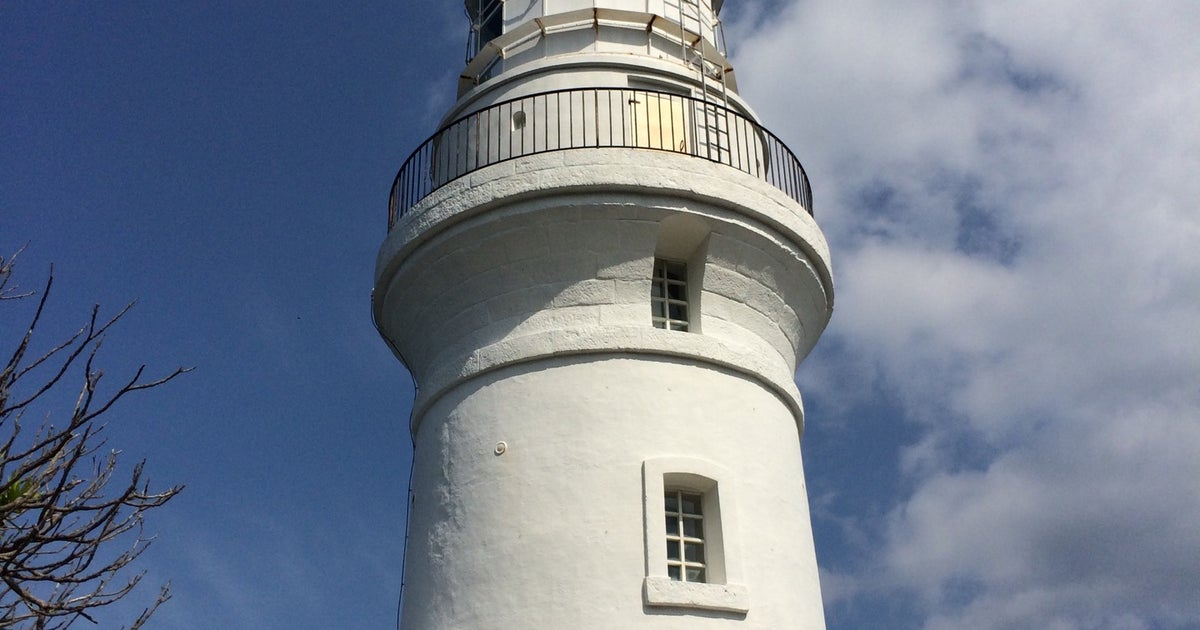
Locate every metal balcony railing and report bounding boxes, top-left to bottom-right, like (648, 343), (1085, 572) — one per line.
(388, 88), (812, 229)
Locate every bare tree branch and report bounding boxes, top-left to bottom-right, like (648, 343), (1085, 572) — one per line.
(1, 252), (185, 628)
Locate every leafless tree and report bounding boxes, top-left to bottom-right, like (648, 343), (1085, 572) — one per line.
(0, 250), (185, 629)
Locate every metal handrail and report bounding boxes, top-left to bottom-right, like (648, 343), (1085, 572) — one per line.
(388, 87), (812, 229)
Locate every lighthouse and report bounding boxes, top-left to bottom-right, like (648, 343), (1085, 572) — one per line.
(373, 1), (834, 627)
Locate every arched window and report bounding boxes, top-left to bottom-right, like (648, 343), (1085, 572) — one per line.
(642, 457), (748, 613)
(651, 259), (690, 331)
(651, 215), (709, 333)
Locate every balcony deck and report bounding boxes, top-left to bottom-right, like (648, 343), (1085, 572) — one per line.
(388, 87), (812, 230)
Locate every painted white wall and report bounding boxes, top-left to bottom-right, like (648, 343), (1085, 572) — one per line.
(450, 56), (754, 123)
(536, 0), (717, 26)
(399, 356), (825, 629)
(375, 150), (831, 422)
(375, 148), (832, 628)
(505, 0), (543, 31)
(459, 5), (732, 108)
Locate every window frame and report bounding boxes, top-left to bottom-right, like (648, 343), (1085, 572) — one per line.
(652, 214), (709, 334)
(642, 457), (749, 613)
(651, 258), (691, 331)
(665, 489), (707, 583)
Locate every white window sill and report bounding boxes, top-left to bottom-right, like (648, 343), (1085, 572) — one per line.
(643, 576), (750, 614)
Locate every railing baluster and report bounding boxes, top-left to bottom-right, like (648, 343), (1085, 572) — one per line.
(620, 88), (628, 146)
(533, 94), (540, 154)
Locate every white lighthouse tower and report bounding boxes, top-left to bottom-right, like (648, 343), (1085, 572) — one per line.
(373, 1), (833, 627)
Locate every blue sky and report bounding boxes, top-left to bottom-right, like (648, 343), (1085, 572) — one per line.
(2, 1), (1198, 629)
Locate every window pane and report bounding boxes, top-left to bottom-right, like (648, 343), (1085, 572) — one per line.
(665, 493), (678, 512)
(668, 565), (682, 581)
(666, 540), (681, 561)
(682, 516), (703, 539)
(686, 567), (706, 583)
(680, 493), (702, 515)
(684, 542), (705, 563)
(665, 516), (679, 536)
(651, 259), (689, 333)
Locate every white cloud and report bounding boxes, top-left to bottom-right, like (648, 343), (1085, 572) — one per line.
(731, 0), (1200, 627)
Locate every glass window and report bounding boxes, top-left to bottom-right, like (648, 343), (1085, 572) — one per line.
(478, 0), (502, 45)
(665, 490), (707, 583)
(652, 259), (689, 331)
(642, 458), (749, 613)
